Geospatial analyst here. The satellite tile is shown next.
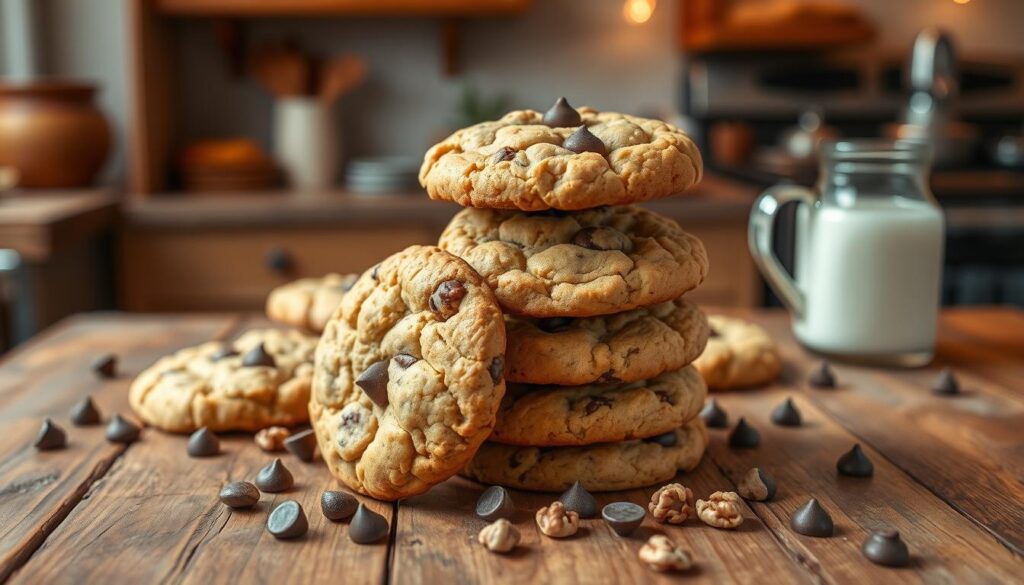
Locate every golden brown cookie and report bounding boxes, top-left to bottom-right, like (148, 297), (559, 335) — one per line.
(266, 273), (358, 333)
(693, 315), (782, 390)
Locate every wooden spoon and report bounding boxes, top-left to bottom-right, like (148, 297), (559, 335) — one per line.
(319, 55), (367, 104)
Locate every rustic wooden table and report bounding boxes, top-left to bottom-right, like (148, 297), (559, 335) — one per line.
(0, 309), (1020, 584)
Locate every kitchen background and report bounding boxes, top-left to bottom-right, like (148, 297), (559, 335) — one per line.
(0, 0), (1022, 350)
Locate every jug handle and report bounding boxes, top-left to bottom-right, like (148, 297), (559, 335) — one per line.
(747, 184), (815, 317)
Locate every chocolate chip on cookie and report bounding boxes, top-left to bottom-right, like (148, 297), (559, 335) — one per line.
(542, 97), (582, 128)
(563, 125), (608, 156)
(584, 396), (614, 415)
(355, 360), (390, 408)
(34, 418), (67, 450)
(428, 280), (467, 320)
(536, 317), (574, 333)
(572, 226), (630, 252)
(242, 343), (276, 368)
(393, 354), (418, 368)
(494, 146), (516, 163)
(210, 345), (238, 361)
(489, 357), (504, 384)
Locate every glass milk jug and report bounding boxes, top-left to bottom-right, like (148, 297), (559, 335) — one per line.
(748, 140), (945, 366)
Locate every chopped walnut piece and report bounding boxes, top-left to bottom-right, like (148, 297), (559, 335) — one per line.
(478, 519), (520, 553)
(255, 426), (290, 452)
(535, 501), (579, 538)
(648, 483), (695, 524)
(638, 535), (694, 572)
(696, 491), (744, 529)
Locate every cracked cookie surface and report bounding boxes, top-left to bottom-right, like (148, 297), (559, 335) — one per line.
(266, 273), (358, 333)
(693, 315), (782, 390)
(439, 206), (708, 318)
(419, 107), (702, 211)
(506, 297), (709, 385)
(491, 365), (706, 446)
(310, 245), (506, 501)
(462, 418), (708, 492)
(129, 329), (317, 432)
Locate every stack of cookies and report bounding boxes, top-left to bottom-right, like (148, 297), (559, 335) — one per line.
(420, 98), (712, 492)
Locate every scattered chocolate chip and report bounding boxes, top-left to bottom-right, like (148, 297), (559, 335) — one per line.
(349, 504), (389, 544)
(187, 427), (221, 457)
(211, 346), (238, 361)
(106, 414), (141, 444)
(837, 444), (874, 477)
(558, 480), (598, 519)
(700, 399), (728, 429)
(393, 354), (417, 368)
(537, 317), (574, 333)
(862, 529), (910, 567)
(770, 397), (802, 427)
(255, 458), (294, 493)
(808, 360), (836, 388)
(737, 467), (777, 501)
(242, 343), (276, 368)
(563, 125), (608, 156)
(69, 396), (102, 426)
(428, 280), (467, 320)
(219, 481), (260, 509)
(267, 500), (308, 539)
(646, 431), (678, 447)
(476, 486), (515, 521)
(584, 396), (613, 415)
(728, 417), (760, 448)
(790, 498), (834, 537)
(488, 357), (504, 384)
(542, 97), (582, 127)
(602, 502), (646, 537)
(931, 367), (960, 395)
(322, 490), (359, 521)
(283, 429), (317, 462)
(370, 264), (381, 281)
(34, 418), (67, 450)
(493, 146), (516, 163)
(92, 353), (117, 379)
(356, 360), (390, 408)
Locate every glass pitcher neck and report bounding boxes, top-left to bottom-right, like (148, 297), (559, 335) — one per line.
(818, 140), (933, 204)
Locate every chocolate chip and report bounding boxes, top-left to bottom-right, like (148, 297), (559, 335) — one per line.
(393, 354), (418, 368)
(322, 490), (359, 521)
(601, 502), (645, 537)
(489, 357), (504, 384)
(584, 396), (613, 415)
(700, 398), (728, 429)
(542, 97), (582, 127)
(737, 467), (777, 501)
(655, 391), (672, 404)
(646, 431), (677, 447)
(69, 396), (102, 426)
(211, 346), (238, 361)
(92, 353), (117, 379)
(494, 146), (516, 163)
(267, 500), (308, 539)
(34, 418), (67, 450)
(106, 414), (141, 444)
(428, 280), (466, 320)
(728, 417), (760, 448)
(349, 504), (389, 544)
(255, 458), (294, 492)
(931, 367), (960, 395)
(571, 226), (624, 251)
(219, 481), (260, 509)
(808, 360), (836, 388)
(370, 264), (381, 281)
(537, 317), (573, 333)
(770, 397), (802, 427)
(242, 343), (276, 368)
(563, 125), (607, 156)
(356, 360), (390, 409)
(837, 443), (874, 477)
(862, 529), (910, 567)
(790, 498), (834, 537)
(476, 486), (515, 521)
(709, 327), (721, 338)
(558, 480), (598, 519)
(187, 427), (221, 458)
(283, 429), (317, 462)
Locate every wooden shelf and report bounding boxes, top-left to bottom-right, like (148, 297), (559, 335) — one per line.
(156, 0), (531, 17)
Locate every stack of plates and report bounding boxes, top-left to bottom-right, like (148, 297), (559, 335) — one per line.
(345, 156), (419, 195)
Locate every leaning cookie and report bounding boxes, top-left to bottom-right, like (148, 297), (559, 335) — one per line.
(266, 273), (358, 333)
(693, 315), (782, 390)
(439, 206), (708, 318)
(462, 419), (708, 492)
(310, 246), (506, 501)
(506, 298), (709, 385)
(491, 366), (706, 447)
(419, 102), (702, 211)
(129, 329), (317, 432)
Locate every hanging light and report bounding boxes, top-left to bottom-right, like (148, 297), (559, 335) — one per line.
(623, 0), (656, 25)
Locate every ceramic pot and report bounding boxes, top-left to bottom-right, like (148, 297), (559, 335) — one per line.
(0, 80), (111, 188)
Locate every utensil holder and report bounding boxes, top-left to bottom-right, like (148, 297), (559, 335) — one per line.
(273, 97), (337, 191)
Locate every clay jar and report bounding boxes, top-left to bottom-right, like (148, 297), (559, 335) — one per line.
(0, 80), (111, 188)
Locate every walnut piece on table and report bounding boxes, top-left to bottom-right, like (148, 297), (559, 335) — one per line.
(478, 518), (520, 553)
(255, 426), (290, 452)
(536, 501), (579, 538)
(639, 535), (694, 572)
(648, 482), (695, 524)
(696, 491), (744, 529)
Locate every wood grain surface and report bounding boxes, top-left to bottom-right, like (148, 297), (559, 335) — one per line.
(0, 309), (1020, 584)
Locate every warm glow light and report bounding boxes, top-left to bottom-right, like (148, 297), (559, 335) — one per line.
(953, 0), (970, 4)
(623, 0), (656, 25)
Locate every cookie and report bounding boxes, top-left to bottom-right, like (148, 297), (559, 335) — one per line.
(439, 205), (708, 317)
(266, 273), (358, 333)
(693, 315), (782, 390)
(310, 245), (506, 501)
(491, 365), (706, 446)
(506, 298), (709, 385)
(129, 329), (317, 432)
(419, 104), (702, 211)
(462, 419), (708, 492)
